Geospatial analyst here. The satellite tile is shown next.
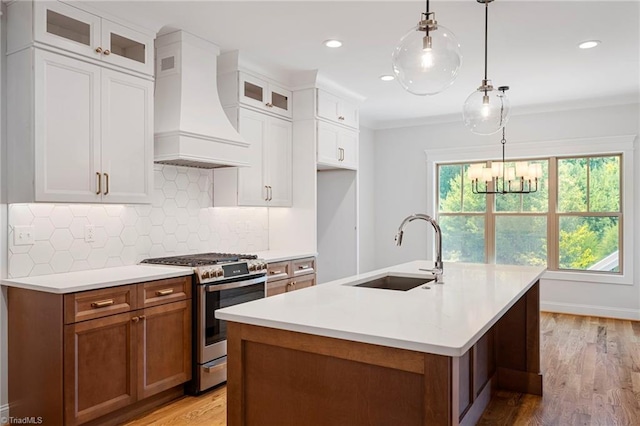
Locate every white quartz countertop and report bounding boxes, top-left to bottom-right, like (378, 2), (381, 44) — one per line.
(1, 265), (193, 294)
(216, 261), (546, 357)
(254, 250), (317, 263)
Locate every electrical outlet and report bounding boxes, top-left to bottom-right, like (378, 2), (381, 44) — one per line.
(84, 225), (95, 242)
(14, 225), (35, 246)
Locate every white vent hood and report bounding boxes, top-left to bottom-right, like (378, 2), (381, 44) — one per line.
(154, 31), (249, 168)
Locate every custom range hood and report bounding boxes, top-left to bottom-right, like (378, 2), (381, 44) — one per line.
(154, 31), (249, 168)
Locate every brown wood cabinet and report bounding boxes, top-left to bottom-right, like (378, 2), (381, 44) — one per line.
(265, 256), (316, 297)
(9, 276), (192, 426)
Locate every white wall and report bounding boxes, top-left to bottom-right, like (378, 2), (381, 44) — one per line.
(372, 103), (640, 319)
(358, 126), (376, 273)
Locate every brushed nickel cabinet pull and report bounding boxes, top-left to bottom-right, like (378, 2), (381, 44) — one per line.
(156, 288), (174, 296)
(268, 186), (273, 201)
(139, 315), (146, 320)
(270, 270), (282, 275)
(286, 282), (295, 291)
(91, 299), (114, 308)
(95, 47), (103, 53)
(264, 185), (269, 201)
(104, 173), (109, 195)
(265, 103), (273, 108)
(338, 116), (345, 121)
(96, 172), (102, 194)
(132, 316), (139, 323)
(104, 49), (111, 55)
(298, 265), (310, 270)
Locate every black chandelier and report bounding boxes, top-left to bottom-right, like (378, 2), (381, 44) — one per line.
(468, 90), (541, 195)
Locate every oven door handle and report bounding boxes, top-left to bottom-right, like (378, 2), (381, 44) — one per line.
(205, 275), (267, 292)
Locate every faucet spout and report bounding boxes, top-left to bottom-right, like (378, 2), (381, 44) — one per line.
(395, 214), (444, 283)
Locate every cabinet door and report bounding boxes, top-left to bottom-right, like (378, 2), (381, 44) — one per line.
(34, 1), (101, 59)
(266, 278), (294, 297)
(338, 99), (359, 129)
(239, 73), (269, 111)
(268, 83), (293, 118)
(137, 300), (192, 400)
(237, 108), (268, 206)
(338, 128), (359, 170)
(35, 50), (102, 202)
(100, 69), (153, 203)
(265, 117), (292, 207)
(64, 312), (136, 425)
(317, 90), (340, 123)
(317, 121), (340, 167)
(101, 19), (154, 75)
(293, 274), (316, 291)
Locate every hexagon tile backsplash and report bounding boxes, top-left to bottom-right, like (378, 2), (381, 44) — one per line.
(8, 165), (269, 278)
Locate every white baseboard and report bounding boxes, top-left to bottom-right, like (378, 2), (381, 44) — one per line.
(541, 301), (640, 320)
(1, 403), (9, 421)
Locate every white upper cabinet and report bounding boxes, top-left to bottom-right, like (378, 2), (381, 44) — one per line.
(8, 48), (153, 203)
(317, 121), (358, 171)
(317, 89), (359, 129)
(18, 1), (153, 75)
(238, 72), (293, 118)
(214, 108), (292, 207)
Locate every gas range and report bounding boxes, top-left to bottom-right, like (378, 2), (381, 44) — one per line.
(140, 252), (267, 284)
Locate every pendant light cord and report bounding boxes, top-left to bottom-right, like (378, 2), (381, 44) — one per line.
(484, 0), (489, 81)
(425, 0), (430, 36)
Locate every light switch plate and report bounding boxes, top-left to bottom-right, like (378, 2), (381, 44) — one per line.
(14, 225), (35, 246)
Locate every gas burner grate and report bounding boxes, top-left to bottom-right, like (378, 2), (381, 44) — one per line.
(141, 252), (258, 267)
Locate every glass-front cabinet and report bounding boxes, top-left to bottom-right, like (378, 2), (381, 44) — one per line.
(33, 1), (153, 75)
(239, 72), (293, 118)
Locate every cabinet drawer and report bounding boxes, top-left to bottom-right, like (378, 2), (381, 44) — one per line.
(64, 285), (135, 324)
(138, 276), (191, 309)
(292, 257), (316, 276)
(267, 261), (290, 280)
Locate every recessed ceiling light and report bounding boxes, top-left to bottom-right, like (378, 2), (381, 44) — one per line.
(324, 39), (342, 48)
(578, 40), (601, 49)
(380, 75), (395, 81)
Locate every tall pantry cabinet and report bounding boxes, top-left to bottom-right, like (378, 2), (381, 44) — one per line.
(293, 83), (364, 283)
(6, 0), (154, 204)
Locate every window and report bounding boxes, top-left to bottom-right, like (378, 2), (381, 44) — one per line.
(437, 155), (622, 274)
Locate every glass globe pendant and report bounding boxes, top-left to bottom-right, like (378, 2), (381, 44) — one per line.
(392, 1), (462, 96)
(463, 82), (511, 135)
(462, 0), (511, 135)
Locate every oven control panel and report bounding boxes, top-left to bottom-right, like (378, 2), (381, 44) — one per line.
(195, 260), (267, 284)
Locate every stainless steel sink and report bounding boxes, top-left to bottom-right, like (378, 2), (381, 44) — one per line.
(352, 275), (435, 291)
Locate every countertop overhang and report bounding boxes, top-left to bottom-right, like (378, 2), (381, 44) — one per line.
(216, 261), (546, 357)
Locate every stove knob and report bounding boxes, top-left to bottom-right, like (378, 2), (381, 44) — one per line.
(249, 263), (257, 271)
(215, 269), (224, 278)
(261, 262), (267, 270)
(201, 270), (210, 279)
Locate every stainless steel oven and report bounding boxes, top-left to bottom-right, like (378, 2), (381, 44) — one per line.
(196, 274), (266, 392)
(140, 253), (267, 394)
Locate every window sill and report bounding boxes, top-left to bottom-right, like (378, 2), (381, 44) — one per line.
(542, 270), (632, 286)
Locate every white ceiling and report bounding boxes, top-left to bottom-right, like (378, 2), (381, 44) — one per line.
(86, 0), (640, 128)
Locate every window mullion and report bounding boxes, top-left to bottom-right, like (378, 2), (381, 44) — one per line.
(548, 157), (558, 270)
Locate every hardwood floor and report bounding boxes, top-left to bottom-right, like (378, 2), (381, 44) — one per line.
(125, 313), (640, 426)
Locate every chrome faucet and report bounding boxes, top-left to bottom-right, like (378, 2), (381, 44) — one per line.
(395, 214), (444, 284)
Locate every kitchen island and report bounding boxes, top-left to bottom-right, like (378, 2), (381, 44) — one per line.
(216, 261), (546, 426)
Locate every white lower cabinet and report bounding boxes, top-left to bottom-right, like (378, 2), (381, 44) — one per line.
(9, 49), (152, 203)
(214, 108), (292, 207)
(317, 121), (358, 170)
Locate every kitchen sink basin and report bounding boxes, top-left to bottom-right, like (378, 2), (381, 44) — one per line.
(352, 275), (435, 291)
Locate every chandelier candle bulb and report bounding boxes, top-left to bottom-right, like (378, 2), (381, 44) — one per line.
(468, 165), (483, 180)
(491, 162), (503, 177)
(482, 167), (493, 183)
(507, 167), (516, 182)
(516, 162), (528, 177)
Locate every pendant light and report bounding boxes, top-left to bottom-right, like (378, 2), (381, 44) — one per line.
(463, 0), (510, 135)
(392, 0), (462, 96)
(468, 89), (541, 195)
